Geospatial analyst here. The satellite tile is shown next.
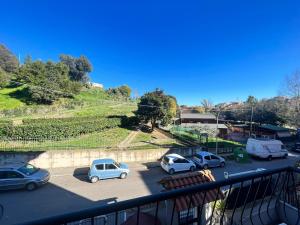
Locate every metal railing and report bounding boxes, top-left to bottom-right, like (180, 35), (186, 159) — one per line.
(22, 166), (300, 225)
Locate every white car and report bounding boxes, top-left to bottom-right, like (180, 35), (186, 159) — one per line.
(160, 154), (196, 175)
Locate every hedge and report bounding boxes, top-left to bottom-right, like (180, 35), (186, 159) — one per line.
(0, 116), (139, 140)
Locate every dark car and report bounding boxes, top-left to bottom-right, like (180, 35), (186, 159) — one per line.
(0, 163), (50, 191)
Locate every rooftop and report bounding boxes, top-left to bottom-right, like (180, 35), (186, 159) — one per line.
(180, 113), (216, 120)
(159, 171), (223, 211)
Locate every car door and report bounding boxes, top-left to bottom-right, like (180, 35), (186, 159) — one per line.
(0, 171), (9, 190)
(210, 155), (221, 167)
(3, 171), (25, 190)
(204, 155), (212, 167)
(105, 163), (120, 178)
(95, 164), (105, 179)
(173, 158), (183, 171)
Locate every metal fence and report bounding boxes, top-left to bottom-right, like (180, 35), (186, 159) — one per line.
(22, 166), (300, 225)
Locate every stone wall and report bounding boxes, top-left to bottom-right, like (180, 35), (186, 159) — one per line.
(0, 147), (201, 168)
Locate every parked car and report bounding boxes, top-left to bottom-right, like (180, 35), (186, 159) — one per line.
(246, 138), (288, 160)
(0, 163), (50, 191)
(191, 151), (225, 169)
(88, 158), (129, 183)
(160, 154), (196, 175)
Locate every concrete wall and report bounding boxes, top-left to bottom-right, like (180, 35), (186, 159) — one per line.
(0, 147), (200, 169)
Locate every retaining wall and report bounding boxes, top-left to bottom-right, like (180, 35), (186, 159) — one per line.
(0, 147), (201, 168)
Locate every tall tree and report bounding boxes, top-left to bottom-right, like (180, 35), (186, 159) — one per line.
(0, 67), (10, 88)
(282, 71), (300, 127)
(0, 44), (18, 73)
(17, 60), (79, 104)
(201, 99), (213, 112)
(59, 54), (92, 83)
(135, 89), (177, 130)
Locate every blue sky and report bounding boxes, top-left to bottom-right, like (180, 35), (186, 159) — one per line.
(1, 1), (300, 105)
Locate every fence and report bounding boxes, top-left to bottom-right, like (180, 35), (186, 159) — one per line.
(22, 166), (300, 225)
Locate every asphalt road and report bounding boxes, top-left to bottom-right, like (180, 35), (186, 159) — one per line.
(1, 152), (300, 225)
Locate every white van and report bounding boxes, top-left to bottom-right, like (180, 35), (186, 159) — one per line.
(246, 138), (288, 160)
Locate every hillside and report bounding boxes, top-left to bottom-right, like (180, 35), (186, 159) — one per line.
(0, 87), (186, 151)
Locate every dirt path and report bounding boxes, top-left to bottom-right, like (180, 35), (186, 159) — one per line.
(118, 129), (140, 148)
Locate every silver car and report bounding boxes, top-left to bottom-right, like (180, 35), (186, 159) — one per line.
(0, 163), (50, 191)
(192, 151), (225, 169)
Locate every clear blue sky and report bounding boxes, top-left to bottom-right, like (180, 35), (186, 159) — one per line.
(1, 1), (300, 105)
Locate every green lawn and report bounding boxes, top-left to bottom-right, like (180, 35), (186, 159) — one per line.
(0, 87), (25, 110)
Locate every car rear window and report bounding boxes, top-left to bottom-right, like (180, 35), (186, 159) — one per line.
(162, 156), (170, 164)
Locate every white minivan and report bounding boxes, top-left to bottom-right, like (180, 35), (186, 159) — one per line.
(246, 138), (288, 160)
(161, 154), (196, 174)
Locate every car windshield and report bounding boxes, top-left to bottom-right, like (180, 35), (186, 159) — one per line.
(18, 164), (39, 175)
(114, 161), (121, 168)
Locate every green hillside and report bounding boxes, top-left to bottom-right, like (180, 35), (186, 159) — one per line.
(0, 87), (138, 151)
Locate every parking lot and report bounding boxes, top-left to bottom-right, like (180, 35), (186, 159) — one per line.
(1, 152), (300, 225)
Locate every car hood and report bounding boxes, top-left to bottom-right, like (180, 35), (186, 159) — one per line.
(31, 169), (50, 179)
(119, 163), (129, 170)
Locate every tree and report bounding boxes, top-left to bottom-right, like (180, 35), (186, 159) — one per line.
(59, 54), (92, 83)
(201, 99), (213, 112)
(135, 89), (177, 130)
(17, 60), (79, 104)
(0, 67), (10, 88)
(0, 44), (18, 73)
(282, 71), (300, 127)
(118, 85), (132, 98)
(246, 95), (258, 106)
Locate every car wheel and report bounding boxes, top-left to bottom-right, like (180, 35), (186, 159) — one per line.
(190, 166), (196, 172)
(203, 164), (209, 170)
(169, 168), (175, 175)
(220, 162), (225, 167)
(26, 182), (37, 191)
(268, 155), (272, 161)
(120, 173), (127, 179)
(90, 176), (99, 183)
(283, 154), (288, 158)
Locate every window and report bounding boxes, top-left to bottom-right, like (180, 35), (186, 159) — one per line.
(194, 155), (203, 162)
(105, 164), (117, 170)
(96, 164), (104, 170)
(175, 158), (189, 163)
(179, 207), (197, 224)
(18, 164), (39, 175)
(6, 171), (24, 179)
(211, 155), (219, 160)
(204, 156), (211, 160)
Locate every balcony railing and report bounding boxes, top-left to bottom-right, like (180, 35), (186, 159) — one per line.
(23, 166), (300, 225)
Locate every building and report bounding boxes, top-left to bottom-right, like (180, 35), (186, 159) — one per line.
(159, 170), (223, 225)
(179, 112), (229, 138)
(180, 113), (217, 124)
(229, 124), (293, 142)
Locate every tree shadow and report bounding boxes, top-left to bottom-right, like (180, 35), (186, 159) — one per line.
(7, 87), (33, 104)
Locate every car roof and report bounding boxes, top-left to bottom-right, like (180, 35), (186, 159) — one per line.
(165, 153), (185, 159)
(196, 151), (213, 156)
(92, 158), (115, 165)
(0, 162), (25, 170)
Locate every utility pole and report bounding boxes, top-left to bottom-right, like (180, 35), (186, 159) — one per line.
(250, 106), (254, 137)
(215, 110), (221, 155)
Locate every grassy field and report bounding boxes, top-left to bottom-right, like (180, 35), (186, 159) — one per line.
(0, 87), (25, 110)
